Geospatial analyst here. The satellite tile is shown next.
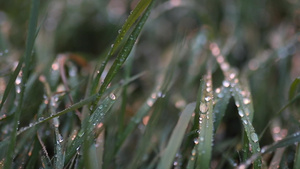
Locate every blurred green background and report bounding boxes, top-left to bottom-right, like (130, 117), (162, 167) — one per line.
(0, 0), (300, 168)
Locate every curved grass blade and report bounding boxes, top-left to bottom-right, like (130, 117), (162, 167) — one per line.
(213, 86), (231, 131)
(64, 93), (116, 165)
(230, 82), (262, 168)
(157, 103), (196, 169)
(93, 0), (155, 107)
(237, 131), (300, 169)
(195, 74), (214, 169)
(3, 0), (39, 168)
(91, 0), (153, 96)
(0, 58), (23, 113)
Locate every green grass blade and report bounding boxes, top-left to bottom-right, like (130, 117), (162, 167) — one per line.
(3, 0), (39, 168)
(294, 144), (300, 169)
(157, 103), (196, 169)
(213, 86), (231, 131)
(289, 77), (300, 100)
(231, 82), (262, 168)
(0, 58), (23, 112)
(91, 0), (153, 96)
(238, 131), (300, 168)
(93, 0), (155, 106)
(195, 74), (214, 169)
(64, 93), (116, 164)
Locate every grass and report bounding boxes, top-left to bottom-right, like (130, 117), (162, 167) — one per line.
(0, 0), (300, 168)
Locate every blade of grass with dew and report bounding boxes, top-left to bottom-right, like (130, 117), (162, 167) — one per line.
(213, 86), (231, 132)
(54, 126), (64, 169)
(64, 93), (116, 165)
(0, 10), (44, 113)
(90, 0), (153, 96)
(157, 103), (196, 169)
(230, 81), (262, 168)
(195, 74), (214, 169)
(187, 79), (205, 169)
(11, 73), (142, 138)
(237, 131), (300, 169)
(192, 79), (205, 138)
(92, 0), (155, 108)
(0, 58), (23, 113)
(119, 46), (135, 135)
(3, 0), (39, 168)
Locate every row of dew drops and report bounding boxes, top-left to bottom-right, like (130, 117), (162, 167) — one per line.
(174, 42), (262, 168)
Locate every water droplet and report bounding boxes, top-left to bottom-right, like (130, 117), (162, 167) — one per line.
(235, 101), (240, 107)
(245, 108), (250, 116)
(111, 44), (114, 48)
(222, 80), (230, 87)
(215, 88), (221, 94)
(251, 133), (259, 142)
(229, 73), (236, 80)
(243, 98), (250, 104)
(110, 93), (116, 100)
(194, 138), (199, 145)
(38, 117), (44, 121)
(147, 99), (153, 106)
(199, 137), (204, 141)
(15, 77), (22, 85)
(205, 96), (211, 102)
(118, 29), (121, 34)
(242, 119), (248, 124)
(191, 149), (196, 156)
(199, 103), (208, 112)
(238, 110), (244, 117)
(58, 134), (64, 142)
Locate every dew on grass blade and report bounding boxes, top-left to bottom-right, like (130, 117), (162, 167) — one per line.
(109, 93), (116, 100)
(222, 80), (230, 87)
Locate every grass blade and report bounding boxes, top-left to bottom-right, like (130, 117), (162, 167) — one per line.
(64, 93), (116, 164)
(157, 102), (196, 169)
(93, 0), (155, 106)
(289, 77), (300, 100)
(195, 74), (214, 169)
(3, 0), (39, 168)
(213, 86), (231, 131)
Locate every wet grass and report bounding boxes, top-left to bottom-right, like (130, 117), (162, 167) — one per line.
(0, 0), (300, 168)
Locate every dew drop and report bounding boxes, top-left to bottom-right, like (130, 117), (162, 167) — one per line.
(204, 96), (211, 102)
(243, 98), (250, 104)
(191, 149), (196, 156)
(242, 119), (248, 124)
(251, 133), (259, 142)
(222, 80), (230, 87)
(199, 103), (208, 112)
(235, 101), (240, 107)
(147, 99), (153, 107)
(111, 44), (114, 48)
(215, 88), (221, 94)
(229, 73), (236, 80)
(194, 138), (199, 145)
(199, 137), (204, 141)
(238, 110), (244, 117)
(38, 117), (44, 121)
(109, 93), (116, 100)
